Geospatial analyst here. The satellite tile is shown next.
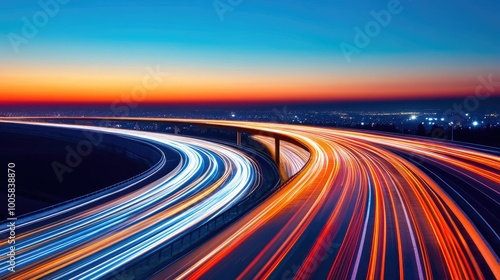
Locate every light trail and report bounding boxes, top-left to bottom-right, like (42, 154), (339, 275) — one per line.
(0, 121), (266, 279)
(1, 118), (499, 279)
(136, 119), (499, 280)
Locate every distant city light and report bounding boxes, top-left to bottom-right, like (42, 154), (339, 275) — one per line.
(231, 113), (235, 117)
(466, 113), (469, 117)
(473, 121), (478, 126)
(440, 118), (445, 121)
(411, 115), (417, 120)
(361, 122), (365, 125)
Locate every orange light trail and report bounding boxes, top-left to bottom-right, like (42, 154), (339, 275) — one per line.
(1, 118), (498, 279)
(144, 119), (499, 280)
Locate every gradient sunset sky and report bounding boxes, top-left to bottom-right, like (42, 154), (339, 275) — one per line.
(1, 0), (499, 104)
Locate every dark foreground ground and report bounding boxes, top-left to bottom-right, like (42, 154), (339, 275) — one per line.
(0, 123), (168, 218)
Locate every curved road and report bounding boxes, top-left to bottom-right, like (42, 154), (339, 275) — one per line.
(0, 121), (267, 279)
(146, 119), (499, 280)
(1, 118), (499, 279)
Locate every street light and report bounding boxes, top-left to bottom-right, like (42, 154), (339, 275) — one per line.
(449, 122), (454, 141)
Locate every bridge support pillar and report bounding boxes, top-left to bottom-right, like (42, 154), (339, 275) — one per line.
(236, 131), (242, 146)
(275, 137), (280, 166)
(174, 125), (179, 135)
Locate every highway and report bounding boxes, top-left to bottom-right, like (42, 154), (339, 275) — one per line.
(1, 118), (499, 279)
(0, 121), (270, 279)
(145, 119), (499, 280)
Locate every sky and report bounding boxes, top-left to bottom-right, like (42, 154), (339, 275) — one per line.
(1, 0), (499, 105)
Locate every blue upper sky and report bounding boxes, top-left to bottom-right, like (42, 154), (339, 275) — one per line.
(1, 0), (499, 103)
(2, 0), (499, 54)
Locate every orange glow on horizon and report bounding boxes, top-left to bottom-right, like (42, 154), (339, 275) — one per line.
(1, 66), (493, 104)
(0, 83), (477, 104)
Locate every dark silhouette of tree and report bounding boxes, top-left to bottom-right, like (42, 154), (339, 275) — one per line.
(417, 124), (426, 136)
